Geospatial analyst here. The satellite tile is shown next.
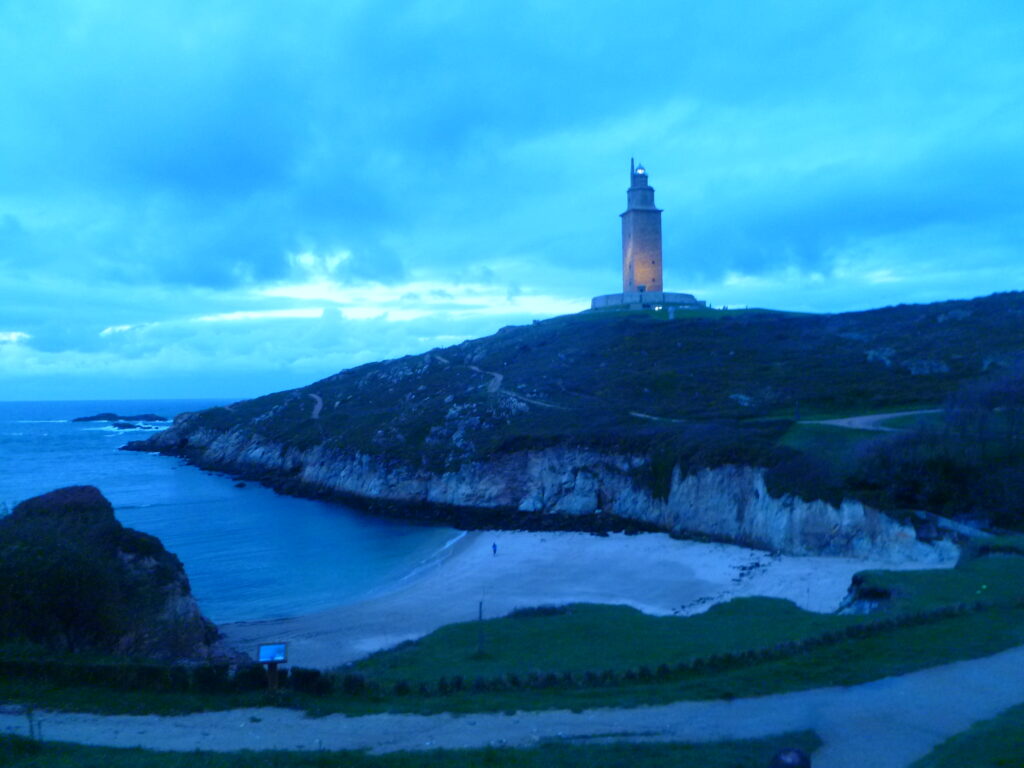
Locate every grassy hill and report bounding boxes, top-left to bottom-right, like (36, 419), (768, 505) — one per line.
(137, 291), (1024, 528)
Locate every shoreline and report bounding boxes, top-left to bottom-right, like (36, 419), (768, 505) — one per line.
(221, 530), (956, 670)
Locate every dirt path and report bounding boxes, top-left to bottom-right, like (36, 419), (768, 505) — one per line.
(467, 364), (503, 393)
(4, 644), (1024, 767)
(630, 411), (687, 423)
(308, 393), (323, 420)
(802, 409), (942, 432)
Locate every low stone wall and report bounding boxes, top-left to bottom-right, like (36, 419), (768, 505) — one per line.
(591, 291), (705, 310)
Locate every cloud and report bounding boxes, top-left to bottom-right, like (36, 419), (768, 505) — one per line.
(2, 1), (1023, 397)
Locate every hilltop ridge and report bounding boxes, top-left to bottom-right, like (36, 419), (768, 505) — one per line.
(128, 292), (1024, 555)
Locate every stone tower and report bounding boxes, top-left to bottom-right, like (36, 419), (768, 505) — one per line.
(621, 158), (663, 293)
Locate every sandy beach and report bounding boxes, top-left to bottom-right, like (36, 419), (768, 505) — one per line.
(221, 531), (955, 669)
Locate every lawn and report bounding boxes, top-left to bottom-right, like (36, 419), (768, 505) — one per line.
(0, 732), (822, 768)
(3, 549), (1024, 718)
(911, 702), (1024, 767)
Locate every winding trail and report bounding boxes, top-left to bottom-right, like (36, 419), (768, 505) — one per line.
(467, 364), (504, 393)
(465, 363), (568, 409)
(308, 393), (324, 420)
(802, 409), (942, 432)
(630, 411), (687, 423)
(3, 644), (1024, 766)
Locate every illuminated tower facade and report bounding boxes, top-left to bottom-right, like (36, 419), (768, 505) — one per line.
(621, 159), (663, 293)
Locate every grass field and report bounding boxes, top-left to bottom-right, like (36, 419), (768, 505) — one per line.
(0, 732), (822, 768)
(3, 550), (1023, 718)
(910, 702), (1024, 767)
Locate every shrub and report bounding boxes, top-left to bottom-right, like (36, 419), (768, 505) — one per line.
(508, 605), (570, 618)
(290, 667), (331, 696)
(340, 672), (367, 696)
(192, 664), (230, 693)
(233, 665), (267, 691)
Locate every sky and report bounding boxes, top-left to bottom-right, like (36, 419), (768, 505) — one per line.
(2, 1), (1023, 400)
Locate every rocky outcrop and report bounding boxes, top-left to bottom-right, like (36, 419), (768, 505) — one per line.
(133, 419), (957, 564)
(0, 486), (225, 661)
(72, 412), (167, 422)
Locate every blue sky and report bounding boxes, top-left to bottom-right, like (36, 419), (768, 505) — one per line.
(2, 1), (1022, 400)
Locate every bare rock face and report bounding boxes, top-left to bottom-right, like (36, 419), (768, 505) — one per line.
(0, 486), (222, 661)
(141, 422), (958, 564)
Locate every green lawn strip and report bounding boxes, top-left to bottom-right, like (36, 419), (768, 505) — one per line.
(853, 554), (1024, 613)
(909, 701), (1024, 767)
(353, 599), (866, 687)
(0, 732), (822, 768)
(333, 605), (1024, 716)
(4, 557), (1023, 718)
(777, 423), (880, 462)
(6, 602), (1022, 719)
(875, 412), (945, 430)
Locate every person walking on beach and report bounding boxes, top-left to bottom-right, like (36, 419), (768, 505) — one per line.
(492, 542), (497, 556)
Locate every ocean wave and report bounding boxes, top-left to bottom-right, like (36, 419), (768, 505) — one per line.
(14, 419), (69, 424)
(396, 530), (468, 585)
(115, 498), (229, 511)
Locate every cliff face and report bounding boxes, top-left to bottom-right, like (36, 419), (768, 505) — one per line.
(141, 419), (956, 563)
(0, 486), (223, 661)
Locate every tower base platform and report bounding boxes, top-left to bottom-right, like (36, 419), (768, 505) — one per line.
(591, 291), (705, 311)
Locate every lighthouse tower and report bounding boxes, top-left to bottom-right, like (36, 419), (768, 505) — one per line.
(590, 159), (704, 311)
(621, 159), (663, 293)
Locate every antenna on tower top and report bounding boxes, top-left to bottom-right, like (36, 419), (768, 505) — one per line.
(630, 157), (635, 175)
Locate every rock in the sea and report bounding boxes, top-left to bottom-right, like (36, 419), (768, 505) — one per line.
(0, 486), (224, 662)
(72, 413), (167, 423)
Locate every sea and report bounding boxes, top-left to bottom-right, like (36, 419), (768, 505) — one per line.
(0, 399), (460, 624)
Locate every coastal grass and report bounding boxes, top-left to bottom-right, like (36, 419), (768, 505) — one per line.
(338, 604), (1024, 716)
(0, 731), (822, 768)
(777, 422), (879, 462)
(5, 603), (1023, 719)
(3, 552), (1023, 718)
(852, 554), (1024, 613)
(876, 411), (945, 430)
(352, 598), (867, 685)
(910, 702), (1024, 767)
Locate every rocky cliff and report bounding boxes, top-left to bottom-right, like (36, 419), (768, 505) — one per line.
(125, 295), (1024, 562)
(0, 486), (225, 661)
(138, 420), (956, 563)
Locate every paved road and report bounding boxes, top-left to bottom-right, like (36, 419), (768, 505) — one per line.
(4, 644), (1024, 767)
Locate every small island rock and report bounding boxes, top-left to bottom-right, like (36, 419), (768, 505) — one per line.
(72, 412), (167, 423)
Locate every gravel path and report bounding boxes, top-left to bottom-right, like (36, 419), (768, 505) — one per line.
(4, 644), (1024, 767)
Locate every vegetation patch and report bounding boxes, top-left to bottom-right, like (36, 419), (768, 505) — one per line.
(130, 292), (1024, 530)
(0, 731), (822, 768)
(6, 552), (1024, 718)
(910, 701), (1024, 768)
